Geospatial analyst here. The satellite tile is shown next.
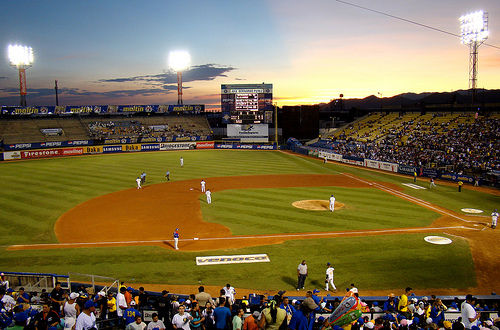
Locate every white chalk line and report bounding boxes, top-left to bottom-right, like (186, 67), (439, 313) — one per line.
(7, 225), (480, 249)
(343, 173), (478, 224)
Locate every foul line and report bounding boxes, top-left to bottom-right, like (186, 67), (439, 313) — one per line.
(343, 173), (477, 224)
(7, 225), (480, 249)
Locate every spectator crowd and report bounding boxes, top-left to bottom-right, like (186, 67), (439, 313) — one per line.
(317, 113), (500, 176)
(1, 278), (500, 330)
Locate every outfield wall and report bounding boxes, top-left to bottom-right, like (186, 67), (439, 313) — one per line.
(1, 141), (215, 161)
(0, 141), (279, 161)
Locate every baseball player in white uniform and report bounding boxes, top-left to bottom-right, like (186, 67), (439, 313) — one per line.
(206, 189), (212, 204)
(492, 209), (499, 229)
(329, 195), (335, 212)
(180, 157), (184, 167)
(136, 177), (142, 189)
(201, 180), (206, 192)
(325, 262), (336, 292)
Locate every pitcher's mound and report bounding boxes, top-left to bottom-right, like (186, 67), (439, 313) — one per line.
(292, 200), (345, 211)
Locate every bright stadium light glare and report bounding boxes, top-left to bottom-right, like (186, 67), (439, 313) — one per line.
(8, 45), (34, 67)
(169, 50), (190, 72)
(460, 11), (489, 44)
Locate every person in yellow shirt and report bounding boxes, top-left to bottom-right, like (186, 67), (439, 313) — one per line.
(398, 287), (413, 319)
(107, 292), (117, 319)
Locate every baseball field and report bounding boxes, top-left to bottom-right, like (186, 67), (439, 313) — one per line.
(1, 149), (499, 297)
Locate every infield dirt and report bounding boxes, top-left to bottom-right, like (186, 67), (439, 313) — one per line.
(10, 172), (500, 296)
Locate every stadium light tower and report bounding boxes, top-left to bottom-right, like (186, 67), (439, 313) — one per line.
(8, 45), (34, 107)
(460, 11), (488, 105)
(169, 50), (190, 105)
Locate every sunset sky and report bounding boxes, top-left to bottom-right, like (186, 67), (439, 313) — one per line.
(0, 0), (499, 111)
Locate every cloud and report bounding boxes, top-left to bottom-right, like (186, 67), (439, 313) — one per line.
(0, 63), (236, 106)
(98, 64), (235, 86)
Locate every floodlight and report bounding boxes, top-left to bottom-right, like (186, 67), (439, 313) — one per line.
(460, 11), (488, 44)
(169, 50), (190, 72)
(459, 11), (488, 105)
(169, 50), (190, 105)
(8, 45), (34, 67)
(8, 44), (34, 107)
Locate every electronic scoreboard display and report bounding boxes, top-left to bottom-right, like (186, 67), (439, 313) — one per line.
(221, 83), (273, 124)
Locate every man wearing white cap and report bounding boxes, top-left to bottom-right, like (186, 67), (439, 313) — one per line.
(63, 292), (80, 326)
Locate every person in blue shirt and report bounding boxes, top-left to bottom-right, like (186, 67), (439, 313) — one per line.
(16, 287), (30, 304)
(213, 297), (231, 330)
(173, 228), (180, 250)
(124, 301), (141, 325)
(288, 297), (318, 330)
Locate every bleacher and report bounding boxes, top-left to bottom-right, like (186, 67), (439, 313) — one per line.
(0, 115), (212, 145)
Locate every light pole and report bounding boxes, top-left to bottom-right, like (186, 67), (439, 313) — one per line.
(460, 11), (488, 105)
(377, 92), (383, 110)
(8, 45), (34, 107)
(169, 50), (190, 105)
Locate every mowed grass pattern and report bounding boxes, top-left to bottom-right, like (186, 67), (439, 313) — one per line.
(201, 187), (438, 235)
(0, 149), (491, 291)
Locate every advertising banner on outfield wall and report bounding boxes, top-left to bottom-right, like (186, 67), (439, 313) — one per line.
(318, 151), (343, 162)
(398, 164), (418, 176)
(214, 143), (276, 150)
(84, 146), (103, 154)
(364, 159), (398, 173)
(160, 142), (196, 150)
(4, 140), (93, 151)
(141, 144), (161, 151)
(342, 156), (364, 166)
(103, 145), (122, 153)
(196, 141), (214, 149)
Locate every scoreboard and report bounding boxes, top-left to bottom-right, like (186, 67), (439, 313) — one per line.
(221, 83), (273, 124)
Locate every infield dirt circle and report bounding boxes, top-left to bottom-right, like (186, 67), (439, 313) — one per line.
(11, 170), (500, 296)
(292, 200), (345, 211)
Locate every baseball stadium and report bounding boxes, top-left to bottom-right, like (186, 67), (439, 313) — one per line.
(1, 103), (499, 298)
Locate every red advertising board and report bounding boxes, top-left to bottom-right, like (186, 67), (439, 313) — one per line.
(196, 141), (214, 149)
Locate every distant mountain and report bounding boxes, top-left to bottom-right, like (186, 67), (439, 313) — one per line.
(335, 89), (500, 110)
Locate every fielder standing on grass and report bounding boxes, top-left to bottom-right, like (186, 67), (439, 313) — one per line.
(206, 189), (212, 204)
(136, 177), (142, 189)
(492, 209), (499, 229)
(325, 262), (336, 292)
(329, 195), (335, 212)
(180, 157), (184, 167)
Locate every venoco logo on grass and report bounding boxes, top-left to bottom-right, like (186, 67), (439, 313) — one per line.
(196, 254), (270, 266)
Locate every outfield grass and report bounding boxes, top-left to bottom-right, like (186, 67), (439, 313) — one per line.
(0, 149), (493, 291)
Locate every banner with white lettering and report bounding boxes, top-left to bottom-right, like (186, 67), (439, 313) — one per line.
(196, 254), (270, 266)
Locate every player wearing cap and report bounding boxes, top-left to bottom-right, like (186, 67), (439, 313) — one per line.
(75, 300), (96, 330)
(206, 189), (212, 204)
(201, 180), (206, 193)
(173, 228), (180, 250)
(136, 177), (142, 189)
(329, 195), (335, 212)
(325, 263), (336, 292)
(491, 209), (499, 229)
